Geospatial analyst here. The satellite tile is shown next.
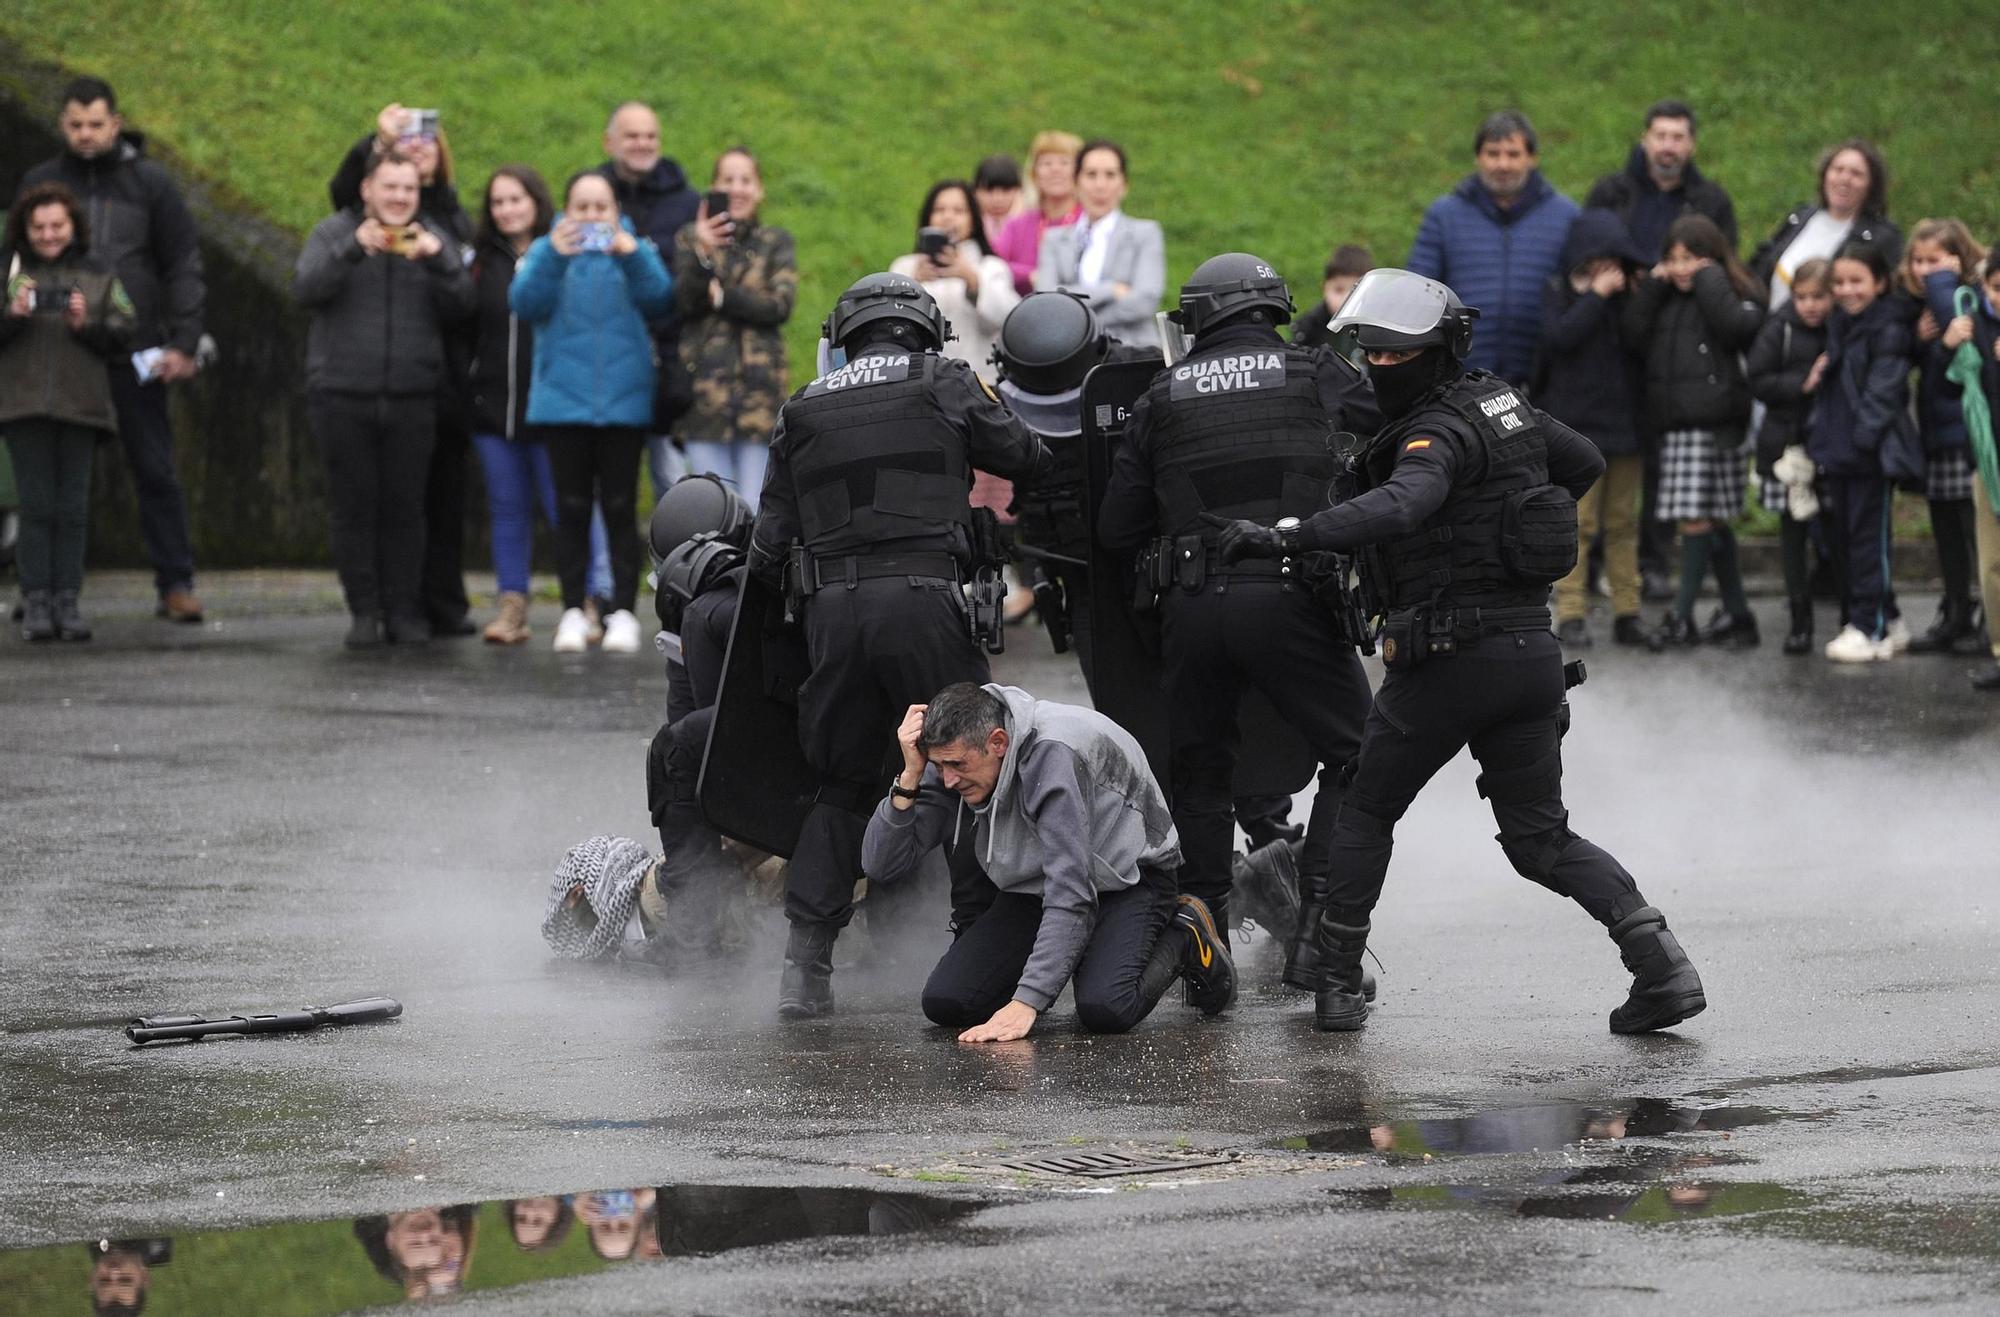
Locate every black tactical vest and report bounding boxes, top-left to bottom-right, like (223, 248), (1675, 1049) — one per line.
(1144, 342), (1339, 541)
(1359, 371), (1573, 609)
(781, 350), (973, 557)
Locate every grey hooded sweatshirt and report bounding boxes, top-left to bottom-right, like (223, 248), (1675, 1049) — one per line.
(861, 685), (1181, 1011)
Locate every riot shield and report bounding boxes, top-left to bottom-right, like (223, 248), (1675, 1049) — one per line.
(1078, 361), (1317, 798)
(697, 571), (821, 858)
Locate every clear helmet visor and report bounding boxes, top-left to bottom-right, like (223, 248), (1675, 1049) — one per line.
(814, 338), (849, 377)
(1327, 268), (1465, 362)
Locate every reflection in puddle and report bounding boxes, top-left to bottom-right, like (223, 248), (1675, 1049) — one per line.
(1274, 1097), (1809, 1158)
(1329, 1178), (1805, 1223)
(0, 1184), (978, 1312)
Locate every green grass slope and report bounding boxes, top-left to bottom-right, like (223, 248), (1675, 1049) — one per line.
(6, 0), (2000, 378)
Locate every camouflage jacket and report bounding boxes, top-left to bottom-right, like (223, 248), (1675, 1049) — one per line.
(671, 219), (797, 444)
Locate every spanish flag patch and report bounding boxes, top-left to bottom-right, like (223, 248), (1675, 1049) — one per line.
(1404, 438), (1433, 452)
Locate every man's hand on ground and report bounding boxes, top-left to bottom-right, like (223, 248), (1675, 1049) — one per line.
(958, 1000), (1037, 1044)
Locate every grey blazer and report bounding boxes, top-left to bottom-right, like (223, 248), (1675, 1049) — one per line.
(1033, 212), (1166, 348)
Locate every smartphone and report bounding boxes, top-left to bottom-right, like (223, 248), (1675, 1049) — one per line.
(380, 225), (420, 256)
(31, 283), (74, 311)
(917, 226), (952, 259)
(576, 222), (616, 253)
(704, 189), (732, 222)
(400, 108), (440, 143)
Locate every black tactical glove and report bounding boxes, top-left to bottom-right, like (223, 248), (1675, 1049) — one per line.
(1203, 513), (1282, 564)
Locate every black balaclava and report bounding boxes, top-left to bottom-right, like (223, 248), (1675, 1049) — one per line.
(1367, 346), (1460, 421)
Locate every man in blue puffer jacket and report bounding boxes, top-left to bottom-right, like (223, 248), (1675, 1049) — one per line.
(1407, 110), (1579, 386)
(510, 173), (674, 653)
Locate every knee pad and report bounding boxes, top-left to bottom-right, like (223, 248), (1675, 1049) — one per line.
(1332, 798), (1397, 840)
(1476, 750), (1562, 807)
(1498, 819), (1580, 893)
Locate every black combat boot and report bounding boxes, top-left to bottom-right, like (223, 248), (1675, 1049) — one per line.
(1174, 895), (1237, 1015)
(53, 591), (91, 642)
(1232, 838), (1301, 942)
(1312, 916), (1373, 1031)
(1282, 863), (1326, 992)
(777, 923), (837, 1020)
(1606, 905), (1706, 1034)
(20, 590), (55, 642)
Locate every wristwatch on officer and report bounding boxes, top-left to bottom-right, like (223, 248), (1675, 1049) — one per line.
(1274, 516), (1303, 555)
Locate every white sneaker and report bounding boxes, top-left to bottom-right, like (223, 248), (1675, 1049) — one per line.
(1884, 617), (1912, 654)
(1824, 624), (1888, 663)
(553, 607), (590, 653)
(601, 609), (642, 653)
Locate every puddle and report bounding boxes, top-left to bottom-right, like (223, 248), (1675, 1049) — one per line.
(1272, 1097), (1813, 1159)
(0, 1183), (978, 1313)
(1328, 1178), (1806, 1223)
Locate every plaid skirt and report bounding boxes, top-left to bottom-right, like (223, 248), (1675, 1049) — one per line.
(1926, 447), (1975, 501)
(1657, 428), (1748, 521)
(1757, 470), (1792, 513)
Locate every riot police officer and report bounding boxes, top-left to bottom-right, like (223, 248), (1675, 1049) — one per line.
(1209, 268), (1707, 1034)
(643, 475), (754, 963)
(1096, 252), (1380, 971)
(749, 272), (1051, 1018)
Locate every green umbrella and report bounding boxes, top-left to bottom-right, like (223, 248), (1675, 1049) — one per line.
(1948, 285), (2000, 509)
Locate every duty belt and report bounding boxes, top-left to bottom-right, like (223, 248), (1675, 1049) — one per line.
(1388, 603), (1550, 640)
(804, 551), (961, 594)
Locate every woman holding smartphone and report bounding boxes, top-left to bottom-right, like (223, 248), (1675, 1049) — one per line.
(889, 179), (1020, 380)
(671, 147), (797, 511)
(509, 171), (673, 655)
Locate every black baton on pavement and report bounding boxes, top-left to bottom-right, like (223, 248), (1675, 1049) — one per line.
(126, 997), (403, 1044)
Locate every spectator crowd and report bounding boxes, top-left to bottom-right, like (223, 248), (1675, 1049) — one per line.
(5, 80), (2000, 689)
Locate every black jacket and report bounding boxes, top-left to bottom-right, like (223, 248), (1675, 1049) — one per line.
(1585, 147), (1739, 262)
(1288, 303), (1336, 351)
(466, 234), (535, 439)
(1533, 209), (1646, 457)
(1749, 206), (1903, 289)
(22, 132), (203, 354)
(1620, 265), (1765, 432)
(293, 209), (477, 397)
(1894, 272), (1970, 451)
(1744, 304), (1828, 471)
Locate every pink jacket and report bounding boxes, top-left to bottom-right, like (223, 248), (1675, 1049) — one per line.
(993, 205), (1080, 295)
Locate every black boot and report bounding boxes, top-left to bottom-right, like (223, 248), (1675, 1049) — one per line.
(1606, 905), (1706, 1034)
(344, 615), (382, 649)
(1232, 838), (1301, 943)
(20, 590), (55, 642)
(778, 923), (837, 1020)
(1173, 895), (1237, 1015)
(1951, 603), (1988, 656)
(1782, 595), (1814, 655)
(1282, 866), (1327, 993)
(1312, 916), (1372, 1031)
(1909, 598), (1971, 654)
(52, 591), (91, 642)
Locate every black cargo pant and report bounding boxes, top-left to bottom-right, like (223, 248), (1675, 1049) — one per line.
(107, 363), (196, 596)
(920, 865), (1179, 1034)
(645, 707), (736, 952)
(1162, 580), (1370, 930)
(789, 575), (989, 931)
(1323, 627), (1644, 929)
(310, 391), (436, 621)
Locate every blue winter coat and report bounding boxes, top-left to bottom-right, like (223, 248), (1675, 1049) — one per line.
(1407, 169), (1579, 385)
(510, 218), (674, 428)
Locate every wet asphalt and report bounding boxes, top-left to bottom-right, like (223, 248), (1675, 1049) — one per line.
(1, 574), (1998, 1314)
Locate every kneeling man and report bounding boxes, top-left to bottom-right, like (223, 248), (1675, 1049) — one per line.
(863, 682), (1235, 1043)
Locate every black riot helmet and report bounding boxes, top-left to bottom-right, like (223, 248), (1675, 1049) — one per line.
(992, 292), (1106, 395)
(1170, 252), (1295, 338)
(654, 533), (742, 632)
(1327, 267), (1480, 364)
(821, 272), (953, 353)
(648, 473), (752, 561)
